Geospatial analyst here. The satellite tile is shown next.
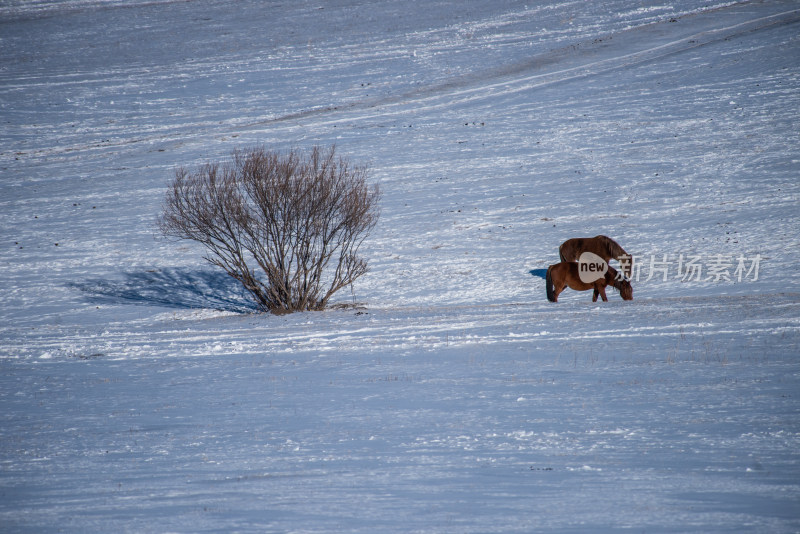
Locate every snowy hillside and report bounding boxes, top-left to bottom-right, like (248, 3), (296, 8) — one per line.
(1, 0), (799, 531)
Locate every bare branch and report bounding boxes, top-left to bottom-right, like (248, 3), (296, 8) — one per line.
(158, 146), (380, 313)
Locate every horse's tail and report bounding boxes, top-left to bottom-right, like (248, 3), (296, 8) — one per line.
(559, 239), (575, 263)
(546, 266), (556, 302)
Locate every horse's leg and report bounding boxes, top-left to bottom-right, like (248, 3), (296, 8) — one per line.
(598, 285), (608, 302)
(592, 288), (599, 302)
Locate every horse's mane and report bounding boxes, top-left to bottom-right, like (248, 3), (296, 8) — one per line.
(596, 235), (626, 258)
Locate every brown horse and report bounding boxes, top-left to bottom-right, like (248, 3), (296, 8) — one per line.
(559, 235), (632, 279)
(546, 262), (633, 302)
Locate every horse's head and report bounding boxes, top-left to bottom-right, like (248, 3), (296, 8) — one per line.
(618, 279), (633, 300)
(606, 266), (633, 300)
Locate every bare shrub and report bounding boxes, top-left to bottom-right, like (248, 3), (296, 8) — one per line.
(158, 146), (380, 313)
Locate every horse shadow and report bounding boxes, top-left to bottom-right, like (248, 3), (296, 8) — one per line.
(529, 268), (548, 280)
(70, 267), (259, 313)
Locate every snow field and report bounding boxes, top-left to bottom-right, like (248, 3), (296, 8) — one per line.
(2, 0), (800, 531)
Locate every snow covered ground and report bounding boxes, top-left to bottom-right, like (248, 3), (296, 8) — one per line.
(2, 0), (800, 531)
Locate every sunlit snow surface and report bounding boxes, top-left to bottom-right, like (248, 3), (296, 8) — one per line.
(1, 0), (799, 531)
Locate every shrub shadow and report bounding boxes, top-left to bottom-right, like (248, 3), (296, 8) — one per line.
(529, 268), (548, 280)
(71, 268), (259, 313)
